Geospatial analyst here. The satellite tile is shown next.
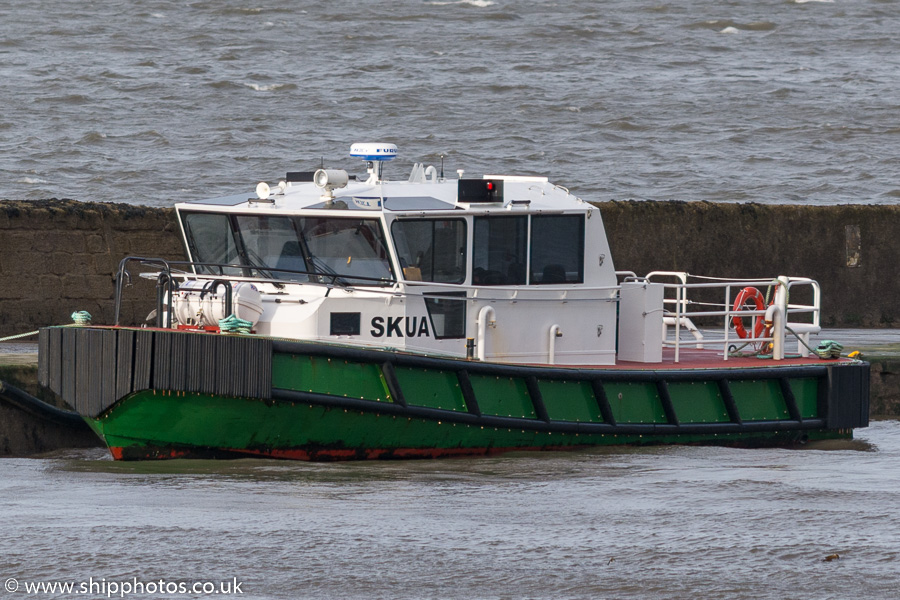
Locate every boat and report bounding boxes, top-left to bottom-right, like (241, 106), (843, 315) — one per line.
(36, 143), (869, 460)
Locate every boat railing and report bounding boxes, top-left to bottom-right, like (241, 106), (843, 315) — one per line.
(115, 257), (624, 333)
(115, 259), (816, 364)
(114, 256), (176, 328)
(121, 257), (621, 303)
(114, 256), (401, 329)
(641, 271), (821, 362)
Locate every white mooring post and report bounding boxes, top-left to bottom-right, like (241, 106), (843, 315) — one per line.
(771, 276), (790, 360)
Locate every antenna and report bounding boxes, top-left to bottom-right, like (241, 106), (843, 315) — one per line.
(349, 143), (398, 184)
(440, 155), (444, 180)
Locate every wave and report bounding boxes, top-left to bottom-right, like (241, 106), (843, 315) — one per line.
(427, 0), (495, 6)
(78, 132), (108, 144)
(243, 83), (298, 92)
(687, 20), (777, 32)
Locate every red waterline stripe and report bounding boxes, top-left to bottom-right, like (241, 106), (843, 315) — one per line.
(109, 445), (586, 461)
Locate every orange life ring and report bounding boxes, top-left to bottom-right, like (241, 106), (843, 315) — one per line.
(732, 287), (767, 339)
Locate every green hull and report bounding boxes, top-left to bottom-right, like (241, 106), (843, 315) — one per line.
(91, 390), (850, 461)
(38, 327), (868, 461)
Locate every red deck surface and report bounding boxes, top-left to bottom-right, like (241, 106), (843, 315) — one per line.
(568, 347), (853, 371)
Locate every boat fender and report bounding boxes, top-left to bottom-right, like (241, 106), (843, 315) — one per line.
(731, 287), (767, 339)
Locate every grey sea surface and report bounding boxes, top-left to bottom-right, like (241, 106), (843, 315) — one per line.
(0, 421), (898, 600)
(3, 1), (900, 598)
(1, 0), (899, 207)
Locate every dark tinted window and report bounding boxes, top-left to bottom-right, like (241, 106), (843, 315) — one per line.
(182, 212), (242, 275)
(296, 217), (394, 285)
(424, 292), (467, 339)
(530, 215), (584, 284)
(391, 219), (466, 283)
(235, 215), (308, 280)
(182, 212), (394, 285)
(472, 216), (527, 285)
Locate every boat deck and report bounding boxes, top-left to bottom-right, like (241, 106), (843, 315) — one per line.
(574, 347), (853, 371)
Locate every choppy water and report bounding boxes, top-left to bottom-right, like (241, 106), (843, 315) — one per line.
(2, 0), (899, 207)
(0, 421), (898, 600)
(3, 3), (900, 598)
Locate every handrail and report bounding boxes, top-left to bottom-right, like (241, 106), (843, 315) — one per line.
(112, 259), (819, 365)
(134, 260), (621, 303)
(170, 259), (398, 287)
(645, 272), (821, 361)
(115, 256), (175, 327)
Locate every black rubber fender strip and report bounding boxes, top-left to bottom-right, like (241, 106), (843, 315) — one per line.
(656, 380), (679, 426)
(0, 380), (89, 429)
(779, 378), (803, 423)
(525, 376), (550, 422)
(381, 361), (407, 407)
(271, 387), (827, 436)
(456, 370), (481, 416)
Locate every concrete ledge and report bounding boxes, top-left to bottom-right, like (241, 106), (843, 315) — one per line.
(1, 198), (900, 333)
(599, 200), (900, 328)
(0, 364), (102, 456)
(0, 199), (183, 336)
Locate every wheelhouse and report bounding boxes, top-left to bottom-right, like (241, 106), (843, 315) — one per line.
(171, 153), (620, 366)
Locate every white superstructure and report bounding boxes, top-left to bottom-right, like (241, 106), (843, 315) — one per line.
(163, 143), (822, 366)
(172, 144), (620, 365)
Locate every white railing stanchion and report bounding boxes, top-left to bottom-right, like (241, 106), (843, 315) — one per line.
(772, 276), (790, 360)
(674, 284), (682, 363)
(476, 306), (496, 361)
(723, 284), (733, 361)
(548, 324), (562, 365)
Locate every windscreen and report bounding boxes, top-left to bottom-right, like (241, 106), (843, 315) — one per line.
(182, 212), (395, 285)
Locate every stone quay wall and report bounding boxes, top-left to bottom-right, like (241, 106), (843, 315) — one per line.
(2, 198), (900, 333)
(2, 198), (900, 332)
(599, 200), (900, 328)
(0, 200), (183, 334)
(1, 198), (900, 427)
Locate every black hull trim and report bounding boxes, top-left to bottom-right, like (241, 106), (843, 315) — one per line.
(272, 388), (829, 437)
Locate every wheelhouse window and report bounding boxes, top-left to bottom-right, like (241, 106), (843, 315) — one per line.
(181, 212), (395, 285)
(235, 215), (306, 280)
(424, 291), (467, 339)
(530, 215), (584, 284)
(472, 216), (527, 285)
(391, 219), (466, 283)
(298, 217), (394, 285)
(182, 213), (242, 276)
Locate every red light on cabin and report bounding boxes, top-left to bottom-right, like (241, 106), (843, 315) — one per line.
(486, 182), (494, 191)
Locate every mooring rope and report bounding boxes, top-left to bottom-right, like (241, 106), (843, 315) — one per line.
(814, 340), (844, 359)
(0, 310), (93, 343)
(0, 330), (40, 342)
(70, 310), (92, 325)
(218, 314), (253, 335)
